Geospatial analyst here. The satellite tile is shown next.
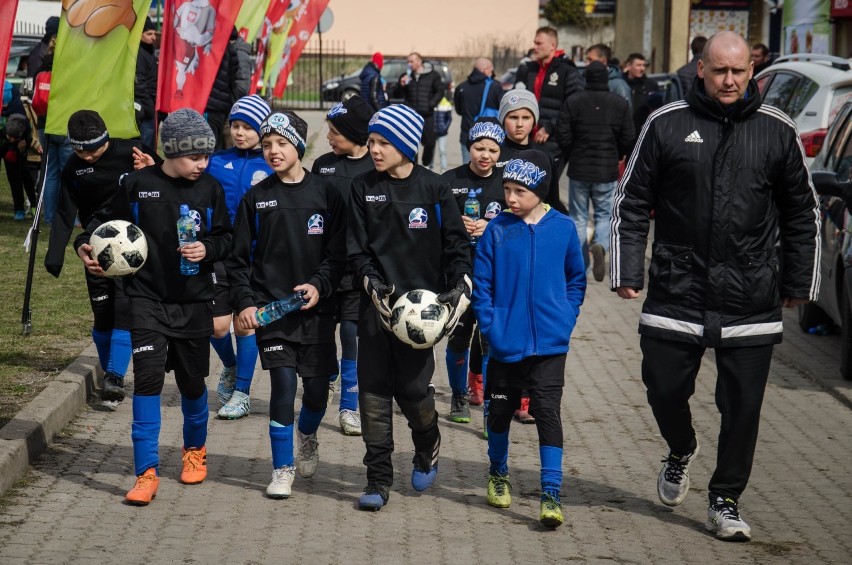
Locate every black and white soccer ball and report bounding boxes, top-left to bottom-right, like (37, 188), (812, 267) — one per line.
(89, 220), (148, 278)
(390, 289), (450, 349)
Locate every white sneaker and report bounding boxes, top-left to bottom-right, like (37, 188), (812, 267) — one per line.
(338, 409), (362, 436)
(266, 465), (296, 499)
(216, 366), (236, 406)
(657, 442), (699, 506)
(296, 428), (319, 478)
(217, 390), (250, 420)
(706, 496), (752, 541)
(327, 374), (340, 407)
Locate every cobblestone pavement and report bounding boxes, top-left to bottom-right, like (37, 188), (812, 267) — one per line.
(1, 112), (850, 563)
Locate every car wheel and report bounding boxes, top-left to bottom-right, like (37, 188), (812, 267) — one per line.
(841, 285), (852, 380)
(341, 89), (359, 102)
(798, 302), (831, 333)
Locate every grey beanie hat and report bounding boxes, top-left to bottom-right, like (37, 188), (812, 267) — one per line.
(498, 88), (540, 125)
(160, 108), (216, 158)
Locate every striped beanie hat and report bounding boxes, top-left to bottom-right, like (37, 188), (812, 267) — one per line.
(367, 104), (424, 162)
(229, 95), (270, 135)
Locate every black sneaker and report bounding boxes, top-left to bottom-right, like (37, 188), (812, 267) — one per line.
(448, 392), (471, 423)
(101, 372), (126, 402)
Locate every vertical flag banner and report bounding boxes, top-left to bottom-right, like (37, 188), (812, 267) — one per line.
(266, 0), (328, 98)
(0, 1), (19, 88)
(235, 0), (268, 43)
(157, 0), (244, 114)
(250, 0), (291, 95)
(45, 0), (151, 138)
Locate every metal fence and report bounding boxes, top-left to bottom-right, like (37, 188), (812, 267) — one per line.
(272, 38), (351, 111)
(15, 22), (45, 36)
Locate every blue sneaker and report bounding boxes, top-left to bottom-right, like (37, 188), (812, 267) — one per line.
(358, 482), (389, 511)
(13, 211), (25, 221)
(411, 457), (438, 491)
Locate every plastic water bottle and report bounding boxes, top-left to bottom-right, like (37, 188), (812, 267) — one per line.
(255, 291), (308, 326)
(177, 204), (199, 276)
(464, 188), (482, 246)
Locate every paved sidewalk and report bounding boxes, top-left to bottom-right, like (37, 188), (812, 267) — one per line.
(1, 111), (850, 562)
(1, 280), (851, 564)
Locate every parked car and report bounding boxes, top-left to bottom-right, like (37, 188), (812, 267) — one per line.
(802, 100), (852, 379)
(5, 34), (41, 88)
(498, 67), (517, 90)
(321, 59), (453, 104)
(755, 54), (852, 165)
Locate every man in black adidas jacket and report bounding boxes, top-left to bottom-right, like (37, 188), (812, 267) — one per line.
(611, 31), (820, 542)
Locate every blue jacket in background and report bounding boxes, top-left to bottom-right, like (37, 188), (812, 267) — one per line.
(359, 61), (387, 112)
(206, 146), (272, 225)
(472, 208), (587, 363)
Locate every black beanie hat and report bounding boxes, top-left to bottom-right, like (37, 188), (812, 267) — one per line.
(143, 17), (156, 32)
(67, 110), (110, 151)
(502, 149), (551, 200)
(45, 16), (60, 37)
(260, 111), (308, 158)
(585, 61), (609, 90)
(466, 117), (505, 148)
(326, 95), (372, 146)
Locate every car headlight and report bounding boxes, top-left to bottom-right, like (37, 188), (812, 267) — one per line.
(324, 82), (339, 90)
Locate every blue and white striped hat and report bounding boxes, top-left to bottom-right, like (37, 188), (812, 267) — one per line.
(367, 104), (424, 162)
(229, 95), (270, 135)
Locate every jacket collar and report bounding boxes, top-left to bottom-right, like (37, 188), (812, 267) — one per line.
(686, 78), (761, 121)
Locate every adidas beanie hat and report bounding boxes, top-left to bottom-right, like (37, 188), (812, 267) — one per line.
(160, 108), (216, 158)
(260, 111), (308, 158)
(327, 95), (373, 146)
(502, 149), (551, 200)
(467, 117), (505, 148)
(229, 95), (270, 136)
(367, 104), (424, 163)
(67, 110), (109, 151)
(499, 88), (540, 125)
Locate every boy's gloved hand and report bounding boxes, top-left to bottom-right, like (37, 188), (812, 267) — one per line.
(437, 274), (472, 335)
(363, 275), (394, 330)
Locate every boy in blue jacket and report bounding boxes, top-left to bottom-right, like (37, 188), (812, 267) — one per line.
(472, 149), (586, 528)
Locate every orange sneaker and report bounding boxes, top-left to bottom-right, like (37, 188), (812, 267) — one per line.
(125, 468), (159, 505)
(180, 446), (207, 485)
(514, 396), (535, 424)
(468, 371), (484, 406)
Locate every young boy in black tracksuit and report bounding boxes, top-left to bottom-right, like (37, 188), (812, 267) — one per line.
(348, 104), (472, 511)
(79, 109), (232, 506)
(228, 111), (346, 499)
(440, 117), (505, 425)
(310, 95), (375, 437)
(45, 110), (160, 403)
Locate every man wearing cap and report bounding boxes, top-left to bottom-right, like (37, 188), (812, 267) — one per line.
(556, 60), (634, 283)
(348, 104), (471, 510)
(45, 110), (161, 403)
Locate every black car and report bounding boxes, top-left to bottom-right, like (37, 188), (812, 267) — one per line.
(803, 100), (852, 379)
(322, 58), (453, 104)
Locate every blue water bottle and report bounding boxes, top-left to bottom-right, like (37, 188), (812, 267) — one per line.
(464, 188), (482, 246)
(255, 291), (309, 326)
(177, 204), (199, 276)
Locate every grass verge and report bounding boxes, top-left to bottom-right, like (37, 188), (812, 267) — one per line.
(0, 173), (92, 428)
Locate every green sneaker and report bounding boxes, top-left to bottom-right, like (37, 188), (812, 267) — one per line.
(487, 473), (511, 508)
(449, 392), (471, 423)
(540, 492), (564, 528)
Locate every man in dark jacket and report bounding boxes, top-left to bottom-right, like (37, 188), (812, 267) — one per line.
(27, 16), (59, 78)
(360, 52), (387, 112)
(585, 43), (631, 105)
(402, 52), (444, 169)
(611, 31), (820, 543)
(556, 61), (633, 283)
(515, 27), (582, 217)
(135, 18), (159, 150)
(205, 40), (245, 150)
(675, 36), (706, 98)
(623, 53), (659, 141)
(453, 57), (503, 163)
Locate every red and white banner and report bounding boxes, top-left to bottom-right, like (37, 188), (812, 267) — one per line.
(269, 0), (327, 97)
(0, 1), (19, 90)
(157, 0), (243, 114)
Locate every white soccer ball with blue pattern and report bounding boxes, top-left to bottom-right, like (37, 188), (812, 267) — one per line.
(89, 220), (148, 278)
(390, 289), (449, 349)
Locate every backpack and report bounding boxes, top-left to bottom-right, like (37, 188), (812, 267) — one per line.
(473, 78), (499, 121)
(31, 70), (51, 117)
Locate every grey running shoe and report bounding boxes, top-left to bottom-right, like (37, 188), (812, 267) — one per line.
(706, 496), (752, 541)
(658, 442), (699, 506)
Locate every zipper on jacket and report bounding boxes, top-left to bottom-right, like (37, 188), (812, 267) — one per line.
(529, 224), (537, 354)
